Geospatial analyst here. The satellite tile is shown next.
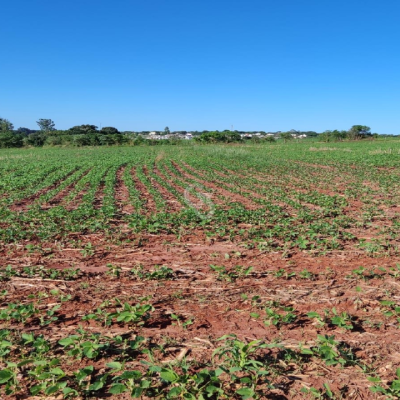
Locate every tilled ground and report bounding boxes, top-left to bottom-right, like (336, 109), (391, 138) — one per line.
(1, 232), (400, 399)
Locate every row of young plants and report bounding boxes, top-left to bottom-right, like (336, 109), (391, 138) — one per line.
(1, 296), (398, 398)
(169, 146), (400, 255)
(2, 327), (373, 399)
(2, 261), (400, 336)
(1, 308), (399, 397)
(1, 143), (400, 253)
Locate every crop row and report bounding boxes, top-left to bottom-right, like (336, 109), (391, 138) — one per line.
(1, 263), (400, 398)
(0, 144), (399, 256)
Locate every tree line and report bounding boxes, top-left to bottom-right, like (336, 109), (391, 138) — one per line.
(0, 119), (136, 148)
(0, 117), (380, 148)
(318, 126), (377, 142)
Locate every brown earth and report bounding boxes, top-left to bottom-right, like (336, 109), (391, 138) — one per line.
(114, 165), (135, 215)
(1, 229), (400, 398)
(131, 167), (157, 214)
(3, 160), (400, 398)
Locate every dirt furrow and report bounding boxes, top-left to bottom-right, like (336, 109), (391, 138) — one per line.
(46, 169), (93, 209)
(143, 165), (182, 213)
(93, 179), (106, 210)
(171, 161), (260, 210)
(131, 167), (157, 215)
(114, 165), (135, 215)
(64, 183), (90, 211)
(11, 168), (79, 212)
(163, 163), (226, 208)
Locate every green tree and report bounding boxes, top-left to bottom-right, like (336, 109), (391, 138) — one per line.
(24, 132), (47, 147)
(332, 130), (347, 141)
(16, 127), (35, 136)
(71, 134), (91, 146)
(68, 125), (98, 134)
(348, 125), (371, 140)
(0, 132), (23, 148)
(100, 126), (119, 134)
(195, 130), (241, 143)
(46, 135), (63, 146)
(319, 130), (348, 142)
(280, 132), (294, 142)
(37, 119), (56, 132)
(164, 126), (170, 135)
(0, 118), (14, 132)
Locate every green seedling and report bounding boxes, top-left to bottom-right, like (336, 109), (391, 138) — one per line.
(329, 308), (354, 330)
(112, 300), (154, 326)
(301, 335), (357, 367)
(299, 269), (316, 280)
(274, 268), (296, 279)
(301, 383), (336, 399)
(0, 362), (20, 395)
(307, 311), (326, 328)
(106, 263), (122, 278)
(369, 368), (400, 399)
(264, 305), (297, 327)
(210, 265), (253, 282)
(130, 265), (174, 280)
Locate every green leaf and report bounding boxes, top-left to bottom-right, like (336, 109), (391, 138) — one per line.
(370, 385), (386, 393)
(109, 383), (127, 394)
(50, 367), (65, 376)
(119, 370), (141, 380)
(160, 369), (178, 383)
(106, 361), (122, 370)
(22, 333), (34, 342)
(37, 372), (51, 380)
(131, 387), (144, 398)
(89, 379), (104, 391)
(140, 379), (151, 388)
(30, 384), (45, 395)
(45, 385), (60, 395)
(307, 311), (321, 318)
(18, 359), (33, 367)
(391, 380), (400, 391)
(323, 383), (333, 397)
(0, 369), (13, 384)
(168, 386), (183, 397)
(58, 337), (75, 346)
(63, 387), (79, 397)
(236, 387), (255, 399)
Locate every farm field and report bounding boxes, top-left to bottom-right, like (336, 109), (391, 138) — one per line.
(1, 141), (400, 399)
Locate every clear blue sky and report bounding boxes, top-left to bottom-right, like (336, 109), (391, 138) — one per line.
(1, 0), (399, 133)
